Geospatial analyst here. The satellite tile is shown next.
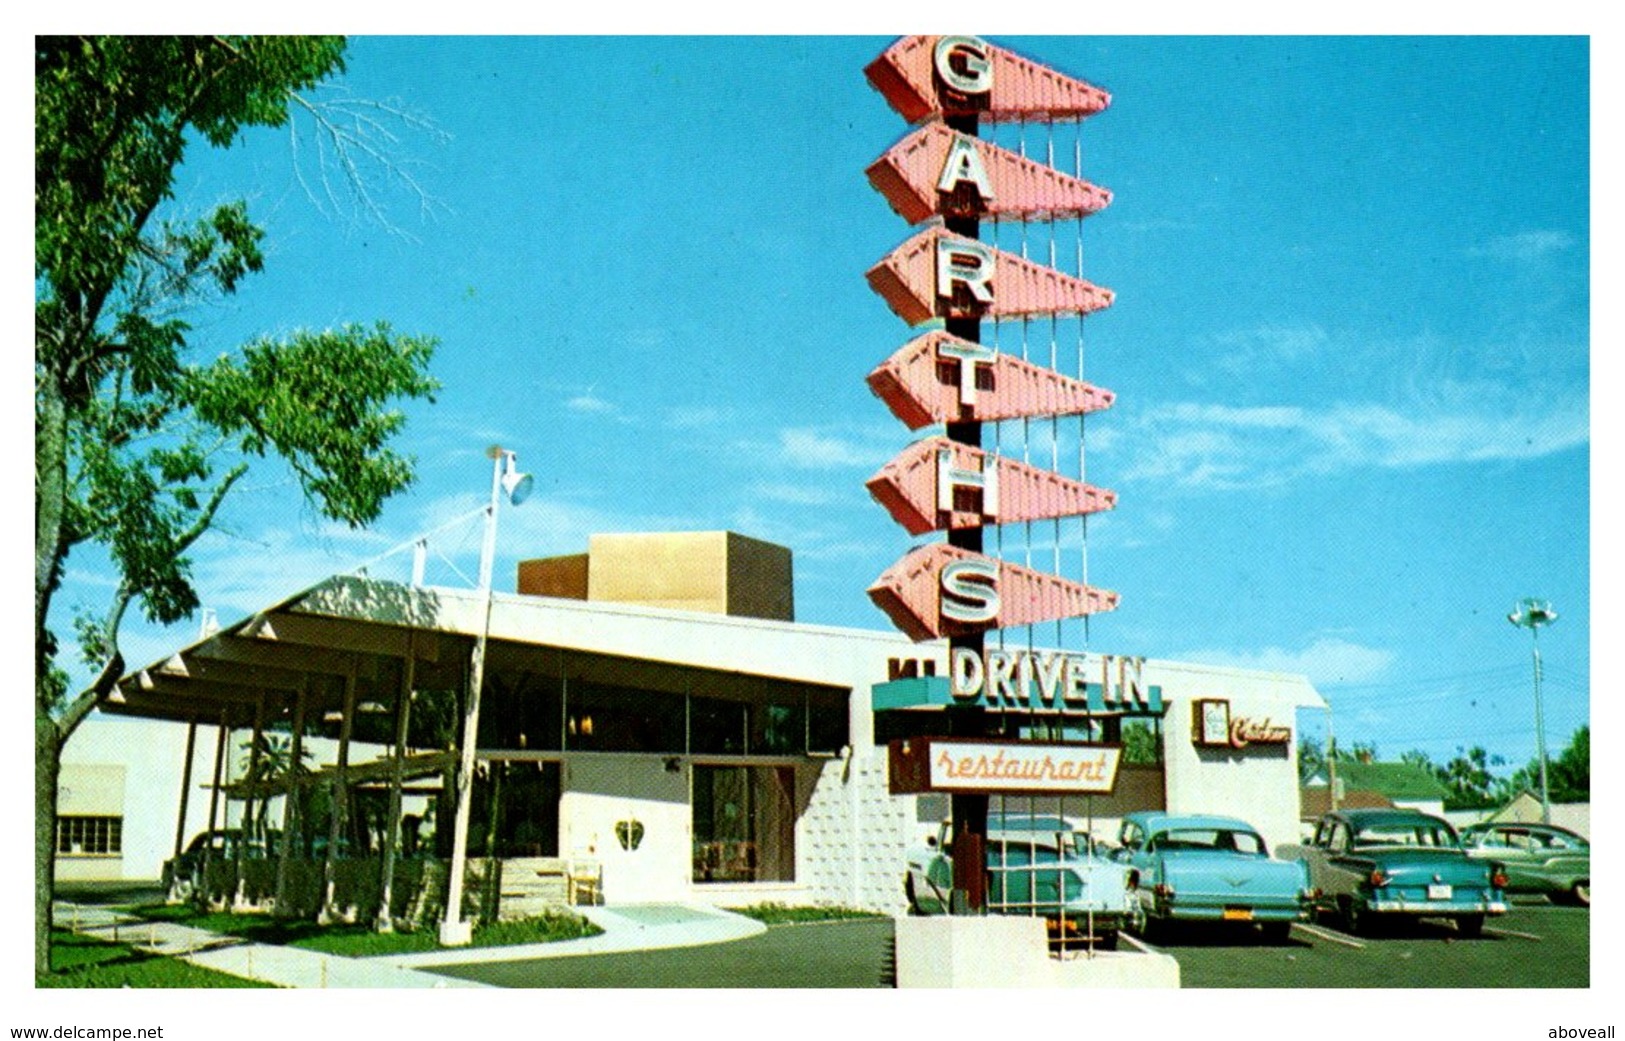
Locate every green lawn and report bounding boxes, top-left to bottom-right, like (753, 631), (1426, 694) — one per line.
(121, 904), (600, 956)
(39, 930), (274, 988)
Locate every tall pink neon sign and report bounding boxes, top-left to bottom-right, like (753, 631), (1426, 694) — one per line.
(863, 35), (1121, 642)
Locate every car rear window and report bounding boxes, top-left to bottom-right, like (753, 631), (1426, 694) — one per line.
(1154, 829), (1265, 855)
(1354, 823), (1457, 848)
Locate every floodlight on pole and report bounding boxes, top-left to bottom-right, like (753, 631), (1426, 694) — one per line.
(1507, 597), (1557, 825)
(441, 445), (529, 946)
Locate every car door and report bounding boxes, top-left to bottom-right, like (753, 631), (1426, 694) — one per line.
(1309, 818), (1362, 902)
(1114, 820), (1152, 914)
(1489, 827), (1543, 890)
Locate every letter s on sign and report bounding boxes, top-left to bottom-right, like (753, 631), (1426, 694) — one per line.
(941, 558), (999, 624)
(934, 36), (993, 94)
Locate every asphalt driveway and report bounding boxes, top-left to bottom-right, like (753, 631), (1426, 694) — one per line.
(428, 917), (896, 988)
(426, 902), (1586, 989)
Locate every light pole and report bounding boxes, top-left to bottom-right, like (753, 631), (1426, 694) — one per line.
(1507, 597), (1557, 825)
(440, 446), (532, 946)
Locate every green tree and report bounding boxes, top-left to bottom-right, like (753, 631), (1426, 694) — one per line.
(35, 36), (439, 976)
(1506, 725), (1589, 804)
(239, 732), (313, 837)
(1121, 721), (1159, 764)
(1432, 746), (1508, 810)
(1297, 734), (1325, 783)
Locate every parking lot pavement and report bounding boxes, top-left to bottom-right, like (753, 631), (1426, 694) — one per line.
(427, 917), (897, 988)
(421, 904), (1587, 989)
(1147, 904), (1589, 989)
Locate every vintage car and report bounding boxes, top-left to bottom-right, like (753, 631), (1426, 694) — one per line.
(161, 828), (278, 902)
(904, 813), (1133, 949)
(1111, 812), (1314, 942)
(1459, 822), (1589, 906)
(1283, 808), (1508, 936)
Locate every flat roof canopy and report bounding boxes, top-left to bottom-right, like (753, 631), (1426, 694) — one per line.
(101, 575), (863, 732)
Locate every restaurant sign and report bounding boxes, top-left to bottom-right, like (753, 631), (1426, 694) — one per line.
(1192, 698), (1292, 750)
(890, 737), (1121, 795)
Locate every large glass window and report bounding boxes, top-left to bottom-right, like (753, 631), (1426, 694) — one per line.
(690, 696), (748, 755)
(468, 760), (562, 858)
(752, 697), (805, 755)
(565, 682), (684, 753)
(478, 671), (563, 751)
(692, 765), (795, 883)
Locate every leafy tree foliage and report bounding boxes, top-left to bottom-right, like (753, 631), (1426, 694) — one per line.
(1120, 721), (1159, 764)
(35, 36), (439, 976)
(1506, 725), (1589, 804)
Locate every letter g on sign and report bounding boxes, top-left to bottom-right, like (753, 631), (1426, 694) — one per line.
(934, 36), (993, 94)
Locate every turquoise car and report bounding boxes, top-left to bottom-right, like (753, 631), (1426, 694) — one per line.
(904, 813), (1133, 949)
(1284, 809), (1509, 936)
(1113, 812), (1315, 943)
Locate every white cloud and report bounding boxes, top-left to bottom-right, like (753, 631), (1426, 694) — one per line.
(1122, 388), (1587, 490)
(1212, 325), (1329, 368)
(665, 405), (730, 429)
(750, 482), (838, 507)
(565, 394), (619, 416)
(771, 427), (893, 470)
(1468, 230), (1576, 262)
(1171, 637), (1396, 686)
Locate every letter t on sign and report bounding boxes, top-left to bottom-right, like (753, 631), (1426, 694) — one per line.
(937, 339), (994, 409)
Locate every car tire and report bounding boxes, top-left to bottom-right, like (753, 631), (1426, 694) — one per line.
(1341, 897), (1368, 936)
(904, 875), (922, 915)
(1260, 920), (1292, 945)
(166, 875), (194, 905)
(1095, 930), (1118, 952)
(1456, 913), (1485, 938)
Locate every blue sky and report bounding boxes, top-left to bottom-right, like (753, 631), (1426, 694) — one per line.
(57, 35), (1589, 778)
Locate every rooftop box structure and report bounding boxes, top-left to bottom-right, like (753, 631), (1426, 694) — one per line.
(518, 531), (794, 622)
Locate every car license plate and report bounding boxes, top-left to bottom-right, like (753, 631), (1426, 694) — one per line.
(1222, 908), (1253, 921)
(1428, 884), (1452, 900)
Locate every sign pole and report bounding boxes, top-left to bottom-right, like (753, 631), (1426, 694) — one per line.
(942, 107), (990, 916)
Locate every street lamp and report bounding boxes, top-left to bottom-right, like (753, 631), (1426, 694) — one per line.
(440, 446), (532, 946)
(1507, 597), (1557, 825)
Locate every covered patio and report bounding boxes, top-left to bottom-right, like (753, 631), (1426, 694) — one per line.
(101, 573), (861, 933)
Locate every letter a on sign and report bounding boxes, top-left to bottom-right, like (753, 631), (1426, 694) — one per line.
(937, 135), (995, 204)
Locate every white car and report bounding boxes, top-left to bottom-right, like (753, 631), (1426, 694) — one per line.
(904, 813), (1134, 949)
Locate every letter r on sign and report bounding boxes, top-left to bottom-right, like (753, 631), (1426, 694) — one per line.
(936, 238), (995, 305)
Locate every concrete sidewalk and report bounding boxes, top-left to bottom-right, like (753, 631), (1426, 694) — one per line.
(54, 902), (489, 988)
(56, 900), (764, 986)
(370, 903), (767, 969)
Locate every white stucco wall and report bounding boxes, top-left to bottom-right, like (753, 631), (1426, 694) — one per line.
(1148, 659), (1322, 853)
(60, 717), (217, 882)
(560, 753), (692, 902)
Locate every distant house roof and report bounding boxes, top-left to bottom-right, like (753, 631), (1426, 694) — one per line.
(1485, 790), (1591, 838)
(1305, 760), (1450, 801)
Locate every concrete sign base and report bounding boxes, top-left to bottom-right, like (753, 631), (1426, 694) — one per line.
(895, 916), (1179, 988)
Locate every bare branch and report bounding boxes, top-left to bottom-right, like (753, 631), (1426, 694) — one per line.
(285, 86), (450, 240)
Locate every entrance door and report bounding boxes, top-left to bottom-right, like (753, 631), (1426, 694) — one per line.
(691, 765), (794, 883)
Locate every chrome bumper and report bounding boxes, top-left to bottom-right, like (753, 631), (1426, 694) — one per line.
(1367, 899), (1508, 915)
